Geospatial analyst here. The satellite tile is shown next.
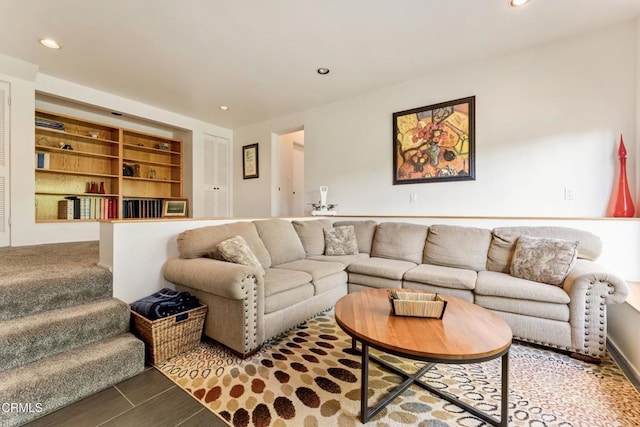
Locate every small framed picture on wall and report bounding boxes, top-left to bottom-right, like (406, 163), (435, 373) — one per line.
(243, 143), (259, 179)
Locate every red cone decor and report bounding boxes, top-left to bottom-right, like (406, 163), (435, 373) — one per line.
(613, 134), (635, 217)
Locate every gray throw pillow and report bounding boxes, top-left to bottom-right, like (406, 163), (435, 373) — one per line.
(324, 226), (359, 256)
(216, 235), (265, 275)
(510, 235), (578, 286)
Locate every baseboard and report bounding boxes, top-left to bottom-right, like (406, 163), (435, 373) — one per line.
(607, 338), (640, 392)
(97, 262), (113, 272)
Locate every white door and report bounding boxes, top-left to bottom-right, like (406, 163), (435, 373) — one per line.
(0, 81), (9, 247)
(291, 142), (304, 216)
(203, 134), (230, 217)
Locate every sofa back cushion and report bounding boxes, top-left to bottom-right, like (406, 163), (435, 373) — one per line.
(423, 224), (492, 271)
(371, 222), (428, 264)
(292, 219), (333, 256)
(254, 218), (306, 266)
(177, 222), (272, 268)
(487, 226), (602, 273)
(333, 220), (377, 254)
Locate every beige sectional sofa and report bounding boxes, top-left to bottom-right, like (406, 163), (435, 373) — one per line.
(162, 218), (629, 361)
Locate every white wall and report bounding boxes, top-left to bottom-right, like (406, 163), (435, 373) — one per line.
(233, 116), (305, 216)
(233, 21), (639, 219)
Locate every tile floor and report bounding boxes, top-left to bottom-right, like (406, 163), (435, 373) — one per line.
(23, 367), (229, 427)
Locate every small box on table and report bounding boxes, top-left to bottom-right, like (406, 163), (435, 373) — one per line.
(388, 291), (447, 319)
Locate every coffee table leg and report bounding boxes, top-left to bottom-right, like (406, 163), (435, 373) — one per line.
(501, 351), (509, 426)
(360, 342), (370, 423)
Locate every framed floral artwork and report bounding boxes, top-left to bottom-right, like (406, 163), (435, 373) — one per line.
(393, 96), (475, 184)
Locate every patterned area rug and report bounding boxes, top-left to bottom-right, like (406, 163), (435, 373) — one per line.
(158, 311), (640, 426)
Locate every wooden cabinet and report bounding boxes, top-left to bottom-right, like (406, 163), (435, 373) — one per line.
(34, 110), (183, 222)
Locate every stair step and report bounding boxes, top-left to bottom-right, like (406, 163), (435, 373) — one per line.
(0, 266), (112, 321)
(0, 333), (145, 427)
(0, 298), (130, 372)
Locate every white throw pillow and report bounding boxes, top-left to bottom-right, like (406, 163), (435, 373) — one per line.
(324, 226), (359, 256)
(510, 235), (578, 286)
(217, 235), (265, 275)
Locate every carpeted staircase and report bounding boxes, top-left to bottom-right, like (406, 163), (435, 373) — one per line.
(0, 242), (145, 427)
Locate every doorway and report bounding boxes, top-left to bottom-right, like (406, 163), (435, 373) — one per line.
(275, 129), (304, 216)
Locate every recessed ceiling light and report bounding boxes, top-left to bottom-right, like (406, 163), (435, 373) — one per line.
(317, 68), (330, 75)
(39, 39), (61, 49)
(509, 0), (530, 6)
(219, 105), (230, 111)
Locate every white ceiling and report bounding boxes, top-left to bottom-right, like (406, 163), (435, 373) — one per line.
(1, 0), (639, 129)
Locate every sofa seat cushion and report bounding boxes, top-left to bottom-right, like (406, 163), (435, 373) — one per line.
(314, 271), (348, 295)
(475, 295), (569, 322)
(475, 271), (570, 304)
(265, 283), (315, 314)
(423, 224), (491, 271)
(371, 222), (428, 264)
(348, 257), (417, 280)
(254, 219), (306, 265)
(274, 259), (346, 282)
(263, 268), (311, 297)
(307, 253), (370, 266)
(348, 273), (402, 289)
(403, 264), (477, 290)
(402, 282), (474, 302)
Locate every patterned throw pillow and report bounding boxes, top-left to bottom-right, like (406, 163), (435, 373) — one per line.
(323, 226), (359, 256)
(510, 235), (578, 286)
(216, 235), (265, 275)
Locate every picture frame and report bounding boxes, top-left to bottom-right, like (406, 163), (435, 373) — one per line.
(393, 96), (475, 185)
(162, 198), (188, 218)
(242, 143), (259, 179)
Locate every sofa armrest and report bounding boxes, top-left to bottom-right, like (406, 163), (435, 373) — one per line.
(163, 257), (261, 300)
(563, 259), (629, 359)
(163, 257), (265, 357)
(563, 259), (629, 304)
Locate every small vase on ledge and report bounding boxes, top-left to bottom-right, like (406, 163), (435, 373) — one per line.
(613, 134), (635, 217)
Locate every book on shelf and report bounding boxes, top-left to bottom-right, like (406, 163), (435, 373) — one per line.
(64, 196), (81, 220)
(56, 196), (119, 220)
(35, 118), (65, 131)
(57, 200), (74, 220)
(35, 152), (50, 169)
(123, 198), (163, 219)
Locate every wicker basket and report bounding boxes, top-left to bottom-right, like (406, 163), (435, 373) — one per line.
(388, 291), (447, 319)
(130, 304), (207, 364)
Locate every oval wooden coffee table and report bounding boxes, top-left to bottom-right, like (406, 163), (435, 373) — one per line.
(334, 288), (512, 425)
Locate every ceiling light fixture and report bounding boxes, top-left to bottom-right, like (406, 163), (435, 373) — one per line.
(39, 39), (61, 49)
(509, 0), (530, 7)
(317, 68), (330, 75)
(219, 105), (230, 111)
